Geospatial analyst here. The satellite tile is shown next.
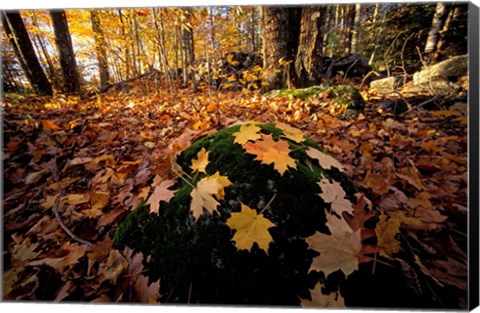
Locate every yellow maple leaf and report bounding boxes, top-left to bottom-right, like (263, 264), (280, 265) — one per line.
(306, 213), (361, 277)
(190, 147), (209, 173)
(306, 147), (345, 172)
(190, 172), (232, 220)
(375, 213), (401, 258)
(275, 122), (305, 143)
(244, 134), (297, 175)
(226, 203), (276, 254)
(233, 124), (262, 145)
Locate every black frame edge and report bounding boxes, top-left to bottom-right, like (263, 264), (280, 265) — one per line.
(469, 1), (480, 311)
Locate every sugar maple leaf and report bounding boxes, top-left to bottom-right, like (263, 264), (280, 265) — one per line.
(233, 124), (262, 145)
(226, 203), (276, 254)
(190, 147), (209, 173)
(275, 122), (305, 143)
(190, 172), (232, 220)
(375, 213), (402, 258)
(306, 213), (361, 277)
(306, 147), (345, 172)
(147, 179), (177, 215)
(318, 178), (353, 215)
(300, 282), (345, 308)
(244, 134), (296, 175)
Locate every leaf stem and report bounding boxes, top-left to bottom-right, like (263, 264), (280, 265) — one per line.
(260, 194), (277, 215)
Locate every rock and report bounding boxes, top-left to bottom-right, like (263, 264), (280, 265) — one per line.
(370, 76), (404, 94)
(413, 54), (468, 85)
(114, 123), (362, 305)
(324, 54), (372, 78)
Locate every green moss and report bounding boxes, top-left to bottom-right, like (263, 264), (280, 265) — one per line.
(114, 122), (359, 305)
(265, 85), (365, 119)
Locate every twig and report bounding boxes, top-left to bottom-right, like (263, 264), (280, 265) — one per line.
(51, 154), (92, 247)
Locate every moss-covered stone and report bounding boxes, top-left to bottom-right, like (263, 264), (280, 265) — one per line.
(114, 122), (361, 305)
(265, 84), (365, 119)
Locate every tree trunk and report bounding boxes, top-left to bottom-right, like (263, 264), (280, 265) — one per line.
(2, 11), (53, 95)
(261, 6), (301, 90)
(350, 3), (362, 54)
(424, 2), (449, 65)
(295, 6), (327, 87)
(343, 5), (356, 55)
(50, 10), (81, 94)
(118, 9), (131, 78)
(90, 10), (110, 87)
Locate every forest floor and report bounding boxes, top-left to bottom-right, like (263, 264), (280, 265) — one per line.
(2, 77), (469, 307)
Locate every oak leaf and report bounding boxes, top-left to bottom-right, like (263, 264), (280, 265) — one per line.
(306, 213), (361, 277)
(233, 123), (262, 145)
(147, 179), (176, 214)
(226, 203), (276, 254)
(190, 147), (209, 173)
(190, 172), (232, 220)
(306, 148), (345, 172)
(244, 134), (296, 175)
(28, 242), (85, 274)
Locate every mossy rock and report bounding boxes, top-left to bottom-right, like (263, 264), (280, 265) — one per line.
(114, 122), (431, 307)
(265, 84), (365, 119)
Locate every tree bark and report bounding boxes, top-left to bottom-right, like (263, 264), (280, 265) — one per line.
(261, 6), (301, 90)
(90, 10), (110, 87)
(350, 3), (362, 54)
(2, 11), (53, 95)
(50, 10), (81, 94)
(295, 6), (327, 87)
(424, 2), (449, 65)
(343, 5), (356, 55)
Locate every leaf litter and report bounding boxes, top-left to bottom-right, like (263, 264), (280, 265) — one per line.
(2, 78), (468, 306)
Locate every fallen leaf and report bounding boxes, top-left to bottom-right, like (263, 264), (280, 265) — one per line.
(147, 179), (177, 214)
(99, 249), (128, 284)
(25, 169), (49, 185)
(276, 122), (305, 143)
(233, 123), (262, 145)
(300, 282), (345, 308)
(43, 119), (61, 131)
(306, 213), (361, 277)
(226, 203), (276, 254)
(244, 134), (296, 175)
(190, 147), (209, 173)
(190, 172), (232, 220)
(375, 213), (402, 258)
(306, 147), (345, 172)
(317, 178), (353, 215)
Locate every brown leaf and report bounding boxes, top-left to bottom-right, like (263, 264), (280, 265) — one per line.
(99, 249), (128, 284)
(147, 179), (176, 214)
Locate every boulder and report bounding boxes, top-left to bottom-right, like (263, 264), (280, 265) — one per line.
(413, 54), (468, 85)
(115, 123), (361, 305)
(370, 76), (404, 94)
(114, 122), (443, 307)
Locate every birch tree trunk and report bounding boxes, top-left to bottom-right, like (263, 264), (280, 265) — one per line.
(424, 2), (449, 65)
